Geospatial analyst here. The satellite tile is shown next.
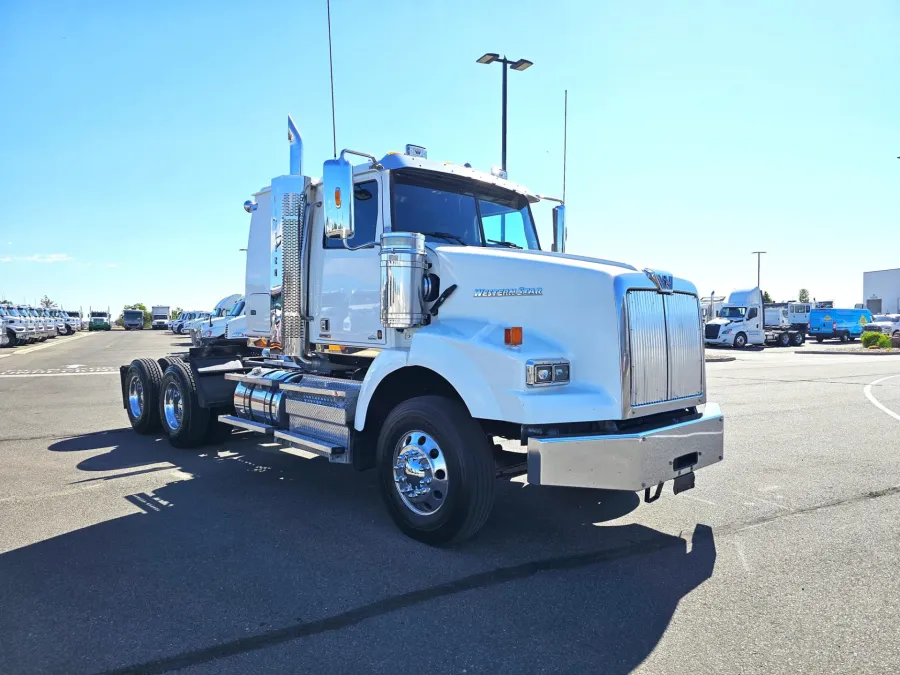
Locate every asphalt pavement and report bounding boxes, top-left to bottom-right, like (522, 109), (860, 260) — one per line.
(2, 331), (900, 674)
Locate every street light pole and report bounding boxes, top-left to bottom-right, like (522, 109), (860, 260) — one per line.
(751, 251), (766, 291)
(477, 53), (533, 172)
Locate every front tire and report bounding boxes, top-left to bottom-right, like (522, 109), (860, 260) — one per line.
(377, 396), (495, 545)
(816, 336), (824, 343)
(159, 360), (209, 448)
(125, 358), (163, 433)
(733, 333), (747, 349)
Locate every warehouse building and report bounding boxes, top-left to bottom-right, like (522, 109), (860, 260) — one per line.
(863, 268), (900, 314)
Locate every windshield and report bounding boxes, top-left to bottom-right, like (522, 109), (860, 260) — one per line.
(873, 315), (898, 323)
(7, 307), (20, 316)
(124, 311), (143, 320)
(67, 311), (80, 317)
(720, 306), (747, 319)
(391, 170), (539, 250)
(230, 300), (245, 317)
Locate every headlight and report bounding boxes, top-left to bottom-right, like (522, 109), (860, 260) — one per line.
(526, 359), (570, 387)
(722, 329), (732, 335)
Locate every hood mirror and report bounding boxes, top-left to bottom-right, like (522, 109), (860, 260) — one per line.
(323, 156), (355, 240)
(552, 205), (566, 253)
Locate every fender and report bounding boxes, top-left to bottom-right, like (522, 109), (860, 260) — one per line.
(355, 319), (618, 429)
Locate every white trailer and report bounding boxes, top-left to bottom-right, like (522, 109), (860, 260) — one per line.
(118, 117), (724, 544)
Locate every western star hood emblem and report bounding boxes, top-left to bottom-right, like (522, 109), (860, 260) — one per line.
(643, 268), (674, 293)
(473, 287), (543, 298)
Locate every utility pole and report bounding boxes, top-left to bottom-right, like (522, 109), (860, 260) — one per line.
(751, 251), (766, 292)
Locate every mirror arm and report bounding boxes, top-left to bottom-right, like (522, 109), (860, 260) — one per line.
(536, 194), (564, 204)
(341, 238), (380, 252)
(339, 149), (383, 170)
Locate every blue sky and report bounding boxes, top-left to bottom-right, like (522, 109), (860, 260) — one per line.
(1, 0), (897, 315)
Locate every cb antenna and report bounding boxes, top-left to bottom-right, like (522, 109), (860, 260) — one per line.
(327, 0), (337, 158)
(562, 89), (568, 202)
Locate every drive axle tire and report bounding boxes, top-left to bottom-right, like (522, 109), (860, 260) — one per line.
(733, 333), (747, 349)
(778, 332), (790, 347)
(377, 395), (495, 546)
(790, 332), (804, 346)
(125, 358), (163, 434)
(816, 336), (824, 343)
(159, 360), (209, 448)
(840, 332), (850, 343)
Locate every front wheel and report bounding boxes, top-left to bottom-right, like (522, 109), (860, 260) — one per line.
(733, 333), (747, 349)
(816, 336), (824, 343)
(377, 396), (495, 546)
(159, 360), (209, 448)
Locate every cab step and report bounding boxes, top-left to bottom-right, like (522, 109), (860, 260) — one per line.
(274, 429), (345, 459)
(217, 415), (274, 434)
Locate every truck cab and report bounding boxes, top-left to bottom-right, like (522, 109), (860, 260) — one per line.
(119, 117), (724, 544)
(704, 288), (763, 348)
(151, 306), (170, 330)
(1, 305), (30, 346)
(199, 295), (244, 346)
(89, 310), (111, 331)
(123, 310), (145, 330)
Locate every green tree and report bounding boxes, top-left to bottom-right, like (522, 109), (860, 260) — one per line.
(171, 307), (183, 320)
(762, 290), (773, 303)
(40, 295), (56, 308)
(798, 288), (810, 302)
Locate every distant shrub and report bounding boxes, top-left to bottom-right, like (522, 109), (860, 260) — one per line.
(878, 334), (892, 349)
(861, 331), (883, 348)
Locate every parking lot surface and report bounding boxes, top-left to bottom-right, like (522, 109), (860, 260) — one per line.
(2, 330), (900, 674)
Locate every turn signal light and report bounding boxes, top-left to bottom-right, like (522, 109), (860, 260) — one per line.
(334, 187), (342, 208)
(504, 327), (523, 346)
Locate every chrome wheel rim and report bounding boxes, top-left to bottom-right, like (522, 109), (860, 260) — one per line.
(128, 374), (144, 419)
(392, 430), (448, 516)
(163, 381), (183, 431)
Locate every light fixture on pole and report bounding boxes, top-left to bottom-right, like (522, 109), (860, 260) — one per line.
(476, 53), (534, 172)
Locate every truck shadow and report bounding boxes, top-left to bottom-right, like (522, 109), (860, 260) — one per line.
(1, 430), (716, 674)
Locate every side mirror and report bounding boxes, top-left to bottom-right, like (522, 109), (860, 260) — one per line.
(323, 157), (355, 240)
(552, 205), (566, 253)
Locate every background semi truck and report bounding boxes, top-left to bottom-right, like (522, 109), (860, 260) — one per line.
(118, 117), (724, 544)
(705, 288), (807, 347)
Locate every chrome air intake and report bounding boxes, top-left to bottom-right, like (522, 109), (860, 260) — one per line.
(233, 369), (304, 426)
(380, 231), (427, 329)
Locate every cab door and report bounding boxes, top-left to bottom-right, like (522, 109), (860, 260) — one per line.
(309, 172), (385, 348)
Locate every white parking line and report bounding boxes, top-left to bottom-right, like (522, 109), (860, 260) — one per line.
(0, 331), (94, 358)
(864, 374), (900, 422)
(0, 371), (118, 378)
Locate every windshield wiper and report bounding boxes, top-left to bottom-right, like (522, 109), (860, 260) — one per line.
(486, 239), (522, 249)
(421, 231), (468, 245)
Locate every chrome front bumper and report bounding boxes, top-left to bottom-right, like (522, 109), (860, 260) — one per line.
(527, 403), (724, 491)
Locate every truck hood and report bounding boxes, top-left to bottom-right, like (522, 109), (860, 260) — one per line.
(424, 245), (702, 421)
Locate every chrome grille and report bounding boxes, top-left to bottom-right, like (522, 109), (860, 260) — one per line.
(666, 293), (704, 401)
(626, 290), (704, 411)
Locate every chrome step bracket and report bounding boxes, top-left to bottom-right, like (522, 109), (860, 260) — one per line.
(218, 414), (275, 434)
(279, 382), (350, 398)
(224, 373), (278, 387)
(274, 429), (345, 458)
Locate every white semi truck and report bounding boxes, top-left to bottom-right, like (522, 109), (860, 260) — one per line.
(198, 296), (245, 346)
(118, 117), (724, 544)
(191, 294), (241, 346)
(704, 288), (806, 348)
(151, 306), (170, 330)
